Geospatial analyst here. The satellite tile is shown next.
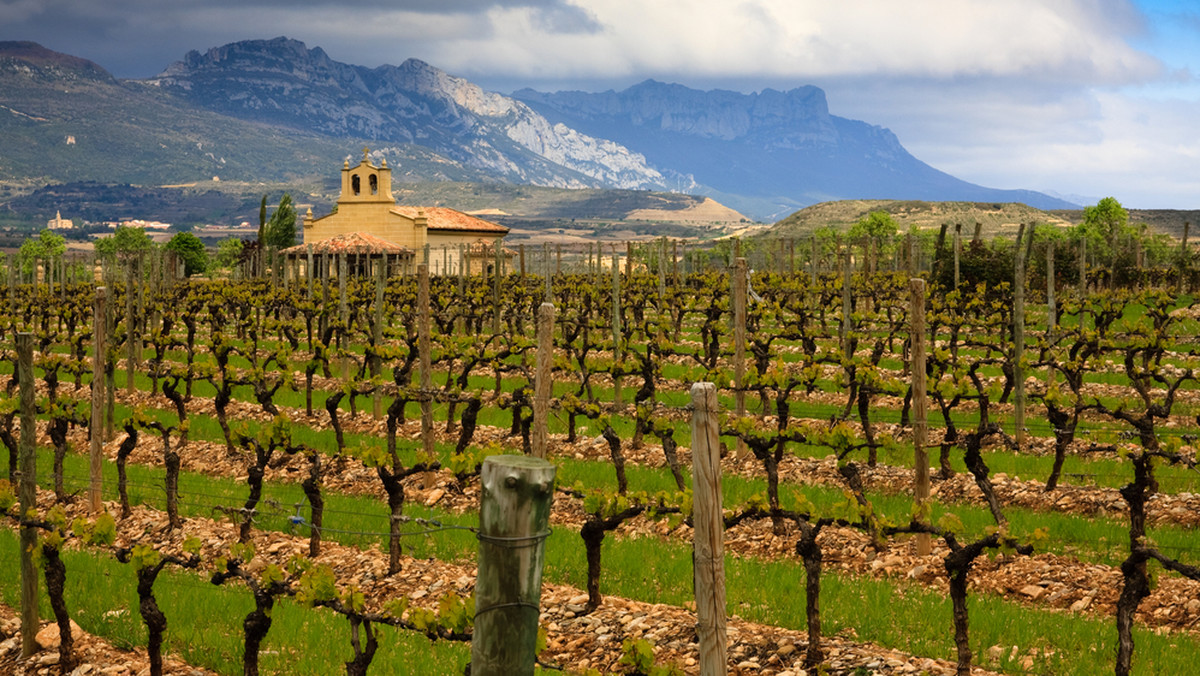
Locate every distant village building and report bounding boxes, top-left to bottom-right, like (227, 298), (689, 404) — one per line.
(294, 148), (508, 275)
(65, 135), (75, 145)
(106, 219), (171, 230)
(47, 210), (73, 230)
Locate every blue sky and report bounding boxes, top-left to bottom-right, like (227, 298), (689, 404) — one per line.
(1, 0), (1197, 209)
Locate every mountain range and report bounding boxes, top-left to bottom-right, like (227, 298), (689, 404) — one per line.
(0, 37), (1075, 223)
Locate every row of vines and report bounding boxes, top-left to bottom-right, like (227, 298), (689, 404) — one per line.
(2, 243), (1200, 675)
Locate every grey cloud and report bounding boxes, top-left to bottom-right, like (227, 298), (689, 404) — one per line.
(531, 3), (600, 33)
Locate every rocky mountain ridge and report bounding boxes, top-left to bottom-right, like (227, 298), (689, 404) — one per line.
(1, 37), (1077, 224)
(513, 81), (1075, 219)
(146, 38), (676, 192)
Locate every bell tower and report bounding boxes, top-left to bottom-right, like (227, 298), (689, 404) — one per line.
(338, 147), (394, 205)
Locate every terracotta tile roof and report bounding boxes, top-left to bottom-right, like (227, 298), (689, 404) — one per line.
(281, 232), (413, 256)
(391, 206), (509, 234)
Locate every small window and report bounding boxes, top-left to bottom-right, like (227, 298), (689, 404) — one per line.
(369, 174), (378, 195)
(352, 175), (361, 195)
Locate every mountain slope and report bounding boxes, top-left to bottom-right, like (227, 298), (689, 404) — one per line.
(145, 37), (673, 191)
(0, 41), (495, 188)
(512, 80), (1076, 219)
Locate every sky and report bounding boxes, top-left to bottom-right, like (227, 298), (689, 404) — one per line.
(2, 0), (1198, 209)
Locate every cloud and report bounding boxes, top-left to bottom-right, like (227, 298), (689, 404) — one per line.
(415, 0), (1164, 88)
(1, 0), (1192, 207)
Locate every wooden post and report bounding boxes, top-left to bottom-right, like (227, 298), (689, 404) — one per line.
(1180, 222), (1190, 292)
(690, 382), (727, 675)
(135, 253), (144, 364)
(339, 253), (349, 380)
(519, 244), (526, 278)
(1013, 225), (1028, 448)
(909, 280), (931, 555)
(611, 255), (622, 409)
(810, 236), (818, 286)
(625, 242), (633, 276)
(840, 251), (852, 359)
(125, 259), (136, 392)
(493, 241), (503, 334)
(306, 244), (314, 299)
(953, 223), (962, 289)
(104, 263), (116, 440)
(1079, 237), (1087, 293)
(556, 244), (562, 277)
(373, 261), (385, 420)
(472, 455), (556, 676)
(418, 264), (434, 459)
(657, 239), (667, 299)
(732, 257), (748, 426)
(532, 303), (554, 459)
(1046, 241), (1056, 334)
(90, 287), (107, 512)
(672, 239), (680, 282)
(542, 242), (552, 300)
(17, 332), (38, 657)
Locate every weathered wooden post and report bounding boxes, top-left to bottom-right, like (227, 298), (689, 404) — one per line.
(135, 252), (145, 364)
(611, 254), (622, 409)
(1013, 224), (1028, 448)
(1180, 222), (1191, 292)
(125, 259), (136, 392)
(306, 243), (314, 299)
(542, 242), (552, 300)
(909, 279), (931, 556)
(1079, 237), (1087, 293)
(690, 382), (727, 674)
(532, 303), (554, 459)
(840, 251), (853, 359)
(1046, 241), (1056, 334)
(810, 236), (818, 286)
(418, 264), (434, 459)
(732, 257), (748, 450)
(472, 455), (556, 676)
(90, 287), (107, 512)
(339, 253), (349, 379)
(17, 332), (38, 657)
(493, 241), (503, 334)
(953, 223), (962, 289)
(373, 260), (385, 420)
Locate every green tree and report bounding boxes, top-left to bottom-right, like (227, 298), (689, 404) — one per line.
(849, 210), (898, 244)
(215, 238), (244, 270)
(1075, 197), (1130, 258)
(257, 194), (268, 247)
(263, 194), (297, 249)
(164, 232), (209, 277)
(95, 225), (154, 260)
(17, 229), (66, 274)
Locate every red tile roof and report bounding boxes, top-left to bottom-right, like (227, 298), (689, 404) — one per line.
(391, 206), (508, 234)
(281, 232), (413, 256)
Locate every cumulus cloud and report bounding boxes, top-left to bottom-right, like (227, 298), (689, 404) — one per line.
(417, 0), (1163, 86)
(0, 0), (1193, 207)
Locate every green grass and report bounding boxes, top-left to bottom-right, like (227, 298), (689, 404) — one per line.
(0, 529), (471, 674)
(16, 444), (1200, 676)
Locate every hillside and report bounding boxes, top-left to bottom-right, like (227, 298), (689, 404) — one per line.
(1, 39), (1077, 226)
(0, 41), (499, 190)
(769, 200), (1077, 239)
(514, 80), (1077, 219)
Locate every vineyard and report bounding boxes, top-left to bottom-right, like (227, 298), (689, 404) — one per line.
(2, 233), (1200, 676)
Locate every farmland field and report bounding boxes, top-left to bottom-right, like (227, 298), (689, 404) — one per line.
(2, 249), (1200, 675)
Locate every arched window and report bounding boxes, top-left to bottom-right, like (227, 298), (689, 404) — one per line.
(352, 174), (361, 195)
(369, 174), (378, 195)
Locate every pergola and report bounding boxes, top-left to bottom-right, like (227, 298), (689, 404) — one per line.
(280, 231), (415, 278)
